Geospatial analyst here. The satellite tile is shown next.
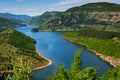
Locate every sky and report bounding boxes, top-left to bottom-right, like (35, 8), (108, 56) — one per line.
(0, 0), (120, 16)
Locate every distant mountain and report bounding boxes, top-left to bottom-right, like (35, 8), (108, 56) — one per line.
(46, 2), (120, 26)
(29, 11), (62, 26)
(0, 13), (31, 22)
(0, 16), (25, 31)
(32, 2), (120, 31)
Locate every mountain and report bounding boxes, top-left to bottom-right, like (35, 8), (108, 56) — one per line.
(33, 2), (120, 31)
(0, 13), (31, 22)
(0, 16), (25, 31)
(29, 11), (62, 26)
(66, 2), (120, 12)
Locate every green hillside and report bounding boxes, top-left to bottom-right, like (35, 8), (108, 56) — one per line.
(62, 30), (120, 58)
(0, 13), (31, 22)
(0, 16), (25, 31)
(29, 11), (62, 26)
(66, 2), (120, 12)
(0, 29), (48, 71)
(33, 2), (120, 32)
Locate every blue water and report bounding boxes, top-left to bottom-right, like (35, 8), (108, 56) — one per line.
(15, 25), (113, 80)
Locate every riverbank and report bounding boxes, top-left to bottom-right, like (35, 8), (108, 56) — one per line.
(63, 37), (120, 67)
(0, 50), (52, 73)
(33, 50), (52, 70)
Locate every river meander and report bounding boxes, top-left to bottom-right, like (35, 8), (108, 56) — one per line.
(15, 25), (113, 80)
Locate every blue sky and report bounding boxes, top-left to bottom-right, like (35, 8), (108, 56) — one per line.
(0, 0), (120, 16)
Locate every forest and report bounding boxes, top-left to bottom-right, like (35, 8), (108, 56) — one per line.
(0, 28), (48, 71)
(62, 29), (120, 58)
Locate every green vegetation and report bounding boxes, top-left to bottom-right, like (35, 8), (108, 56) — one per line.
(30, 2), (120, 32)
(48, 49), (120, 80)
(0, 58), (33, 80)
(48, 49), (97, 80)
(1, 48), (120, 80)
(31, 28), (39, 32)
(0, 13), (31, 22)
(10, 58), (32, 80)
(66, 2), (120, 12)
(0, 16), (25, 31)
(99, 66), (120, 80)
(29, 11), (62, 27)
(0, 28), (48, 71)
(62, 30), (120, 58)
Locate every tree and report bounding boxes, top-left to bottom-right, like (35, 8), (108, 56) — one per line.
(48, 49), (97, 80)
(99, 66), (120, 80)
(9, 58), (33, 80)
(71, 48), (82, 73)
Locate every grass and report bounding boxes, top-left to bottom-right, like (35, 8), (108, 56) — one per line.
(0, 28), (48, 71)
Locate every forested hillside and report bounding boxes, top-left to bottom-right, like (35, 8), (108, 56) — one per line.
(29, 11), (62, 26)
(0, 16), (25, 31)
(31, 2), (120, 32)
(66, 2), (120, 12)
(63, 30), (120, 58)
(0, 13), (31, 22)
(0, 29), (48, 71)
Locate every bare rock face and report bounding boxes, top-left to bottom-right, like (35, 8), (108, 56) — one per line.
(46, 11), (120, 27)
(93, 51), (120, 67)
(88, 12), (120, 24)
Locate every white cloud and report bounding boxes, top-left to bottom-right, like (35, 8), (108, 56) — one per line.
(0, 0), (120, 16)
(52, 0), (119, 7)
(0, 7), (55, 16)
(54, 0), (82, 6)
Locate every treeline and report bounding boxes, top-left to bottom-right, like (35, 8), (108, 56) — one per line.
(62, 30), (120, 58)
(78, 29), (120, 39)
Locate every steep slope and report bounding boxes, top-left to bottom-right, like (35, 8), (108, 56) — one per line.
(66, 2), (120, 12)
(40, 2), (120, 31)
(29, 11), (62, 26)
(0, 13), (31, 22)
(0, 16), (25, 31)
(0, 29), (48, 71)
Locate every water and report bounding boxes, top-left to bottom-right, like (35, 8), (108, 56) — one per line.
(15, 25), (113, 80)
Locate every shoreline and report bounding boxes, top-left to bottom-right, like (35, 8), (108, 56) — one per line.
(63, 37), (120, 67)
(33, 49), (52, 70)
(89, 49), (120, 67)
(0, 50), (52, 73)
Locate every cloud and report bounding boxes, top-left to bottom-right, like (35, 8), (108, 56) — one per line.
(0, 7), (55, 16)
(0, 0), (120, 16)
(54, 0), (82, 6)
(52, 0), (118, 7)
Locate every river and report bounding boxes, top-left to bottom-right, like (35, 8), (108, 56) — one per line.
(15, 25), (113, 80)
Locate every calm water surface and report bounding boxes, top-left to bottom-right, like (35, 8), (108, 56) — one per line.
(15, 25), (113, 80)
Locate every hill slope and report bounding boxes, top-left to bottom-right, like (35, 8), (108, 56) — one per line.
(29, 11), (62, 26)
(66, 2), (120, 12)
(0, 13), (31, 22)
(0, 29), (48, 71)
(35, 2), (120, 31)
(0, 16), (25, 31)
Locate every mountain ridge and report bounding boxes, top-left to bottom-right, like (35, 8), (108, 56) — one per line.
(0, 16), (25, 31)
(0, 13), (31, 22)
(30, 2), (120, 32)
